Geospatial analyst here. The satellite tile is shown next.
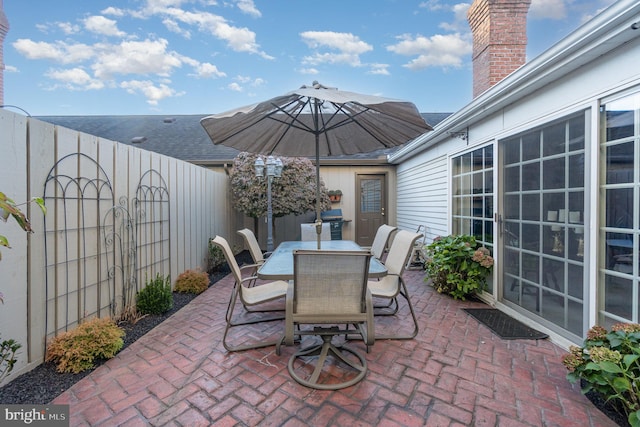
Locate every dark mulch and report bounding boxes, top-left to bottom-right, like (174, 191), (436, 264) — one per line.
(0, 251), (252, 405)
(582, 380), (630, 427)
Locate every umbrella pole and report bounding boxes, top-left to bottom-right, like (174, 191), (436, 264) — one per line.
(315, 131), (321, 250)
(313, 98), (322, 250)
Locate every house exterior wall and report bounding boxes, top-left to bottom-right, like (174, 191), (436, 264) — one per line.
(394, 6), (640, 347)
(396, 152), (449, 241)
(265, 164), (396, 247)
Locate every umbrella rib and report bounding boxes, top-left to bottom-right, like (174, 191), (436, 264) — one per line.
(266, 98), (319, 154)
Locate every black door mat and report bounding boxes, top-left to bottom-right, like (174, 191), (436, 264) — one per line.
(463, 308), (549, 340)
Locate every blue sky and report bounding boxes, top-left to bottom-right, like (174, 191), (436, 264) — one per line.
(3, 0), (616, 116)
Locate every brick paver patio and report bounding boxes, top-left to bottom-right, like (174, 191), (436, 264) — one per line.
(53, 268), (615, 426)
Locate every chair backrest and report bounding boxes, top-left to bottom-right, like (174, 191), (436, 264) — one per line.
(292, 250), (371, 317)
(237, 228), (265, 264)
(384, 230), (424, 276)
(300, 223), (331, 241)
(212, 236), (242, 283)
(370, 224), (397, 260)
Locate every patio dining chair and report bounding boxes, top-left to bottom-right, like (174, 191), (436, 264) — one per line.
(300, 223), (331, 241)
(237, 228), (272, 265)
(370, 224), (398, 262)
(368, 229), (423, 340)
(276, 249), (375, 390)
(237, 228), (271, 285)
(212, 235), (288, 352)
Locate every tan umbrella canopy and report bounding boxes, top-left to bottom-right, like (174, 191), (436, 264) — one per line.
(200, 81), (432, 247)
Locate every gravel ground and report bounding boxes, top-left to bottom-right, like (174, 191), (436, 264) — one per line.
(0, 252), (251, 405)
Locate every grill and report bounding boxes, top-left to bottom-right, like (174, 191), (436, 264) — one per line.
(321, 209), (344, 240)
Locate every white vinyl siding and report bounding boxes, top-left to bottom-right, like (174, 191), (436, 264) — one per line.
(396, 154), (447, 242)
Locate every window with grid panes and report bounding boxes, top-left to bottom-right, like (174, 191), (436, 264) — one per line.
(451, 145), (494, 292)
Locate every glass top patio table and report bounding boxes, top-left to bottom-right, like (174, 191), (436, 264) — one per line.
(257, 240), (387, 280)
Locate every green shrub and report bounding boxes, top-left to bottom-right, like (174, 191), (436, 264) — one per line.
(136, 273), (173, 315)
(206, 240), (226, 273)
(424, 234), (494, 300)
(562, 323), (640, 427)
(45, 317), (124, 373)
(175, 269), (210, 294)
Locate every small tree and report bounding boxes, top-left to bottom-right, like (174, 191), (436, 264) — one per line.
(0, 192), (46, 259)
(0, 191), (46, 381)
(230, 152), (331, 231)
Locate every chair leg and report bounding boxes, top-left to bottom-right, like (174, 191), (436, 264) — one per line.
(287, 327), (367, 390)
(223, 283), (285, 352)
(373, 297), (399, 315)
(372, 279), (419, 340)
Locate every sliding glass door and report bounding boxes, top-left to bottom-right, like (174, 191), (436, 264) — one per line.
(500, 112), (587, 337)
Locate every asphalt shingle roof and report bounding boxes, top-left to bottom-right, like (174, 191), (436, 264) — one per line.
(36, 113), (451, 164)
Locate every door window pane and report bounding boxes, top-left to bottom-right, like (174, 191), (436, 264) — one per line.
(605, 96), (637, 141)
(543, 122), (566, 156)
(568, 154), (584, 188)
(360, 179), (381, 212)
(600, 91), (640, 328)
(543, 158), (565, 189)
(606, 142), (634, 184)
(500, 111), (587, 339)
(605, 188), (633, 229)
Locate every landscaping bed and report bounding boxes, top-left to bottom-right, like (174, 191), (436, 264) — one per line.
(0, 251), (251, 405)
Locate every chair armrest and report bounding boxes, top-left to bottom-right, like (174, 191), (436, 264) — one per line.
(240, 275), (259, 286)
(239, 263), (260, 276)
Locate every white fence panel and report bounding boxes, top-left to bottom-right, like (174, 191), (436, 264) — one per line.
(0, 111), (230, 385)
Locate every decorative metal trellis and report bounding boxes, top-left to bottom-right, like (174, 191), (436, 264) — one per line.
(102, 199), (137, 319)
(43, 153), (171, 342)
(132, 169), (171, 289)
(43, 153), (116, 338)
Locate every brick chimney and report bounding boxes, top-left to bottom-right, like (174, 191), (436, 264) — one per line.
(0, 0), (8, 105)
(467, 0), (531, 98)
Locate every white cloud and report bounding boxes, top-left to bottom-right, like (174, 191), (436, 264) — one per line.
(13, 39), (95, 64)
(419, 0), (447, 11)
(529, 0), (567, 19)
(4, 65), (18, 73)
(300, 31), (373, 67)
(58, 22), (81, 35)
(91, 39), (182, 79)
(45, 67), (105, 90)
(83, 15), (127, 37)
(162, 18), (192, 38)
(120, 79), (183, 105)
(387, 33), (471, 70)
(368, 64), (390, 76)
(192, 62), (226, 78)
(35, 23), (49, 33)
(152, 8), (273, 58)
(301, 31), (372, 55)
(235, 0), (261, 18)
(101, 7), (126, 17)
(226, 76), (263, 91)
(298, 67), (319, 75)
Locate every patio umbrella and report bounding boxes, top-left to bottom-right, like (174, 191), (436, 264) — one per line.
(200, 81), (432, 248)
